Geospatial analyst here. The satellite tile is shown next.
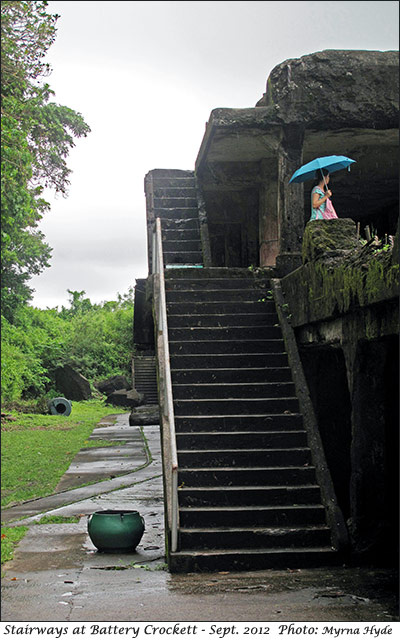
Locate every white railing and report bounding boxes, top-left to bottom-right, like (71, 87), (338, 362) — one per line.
(152, 217), (179, 553)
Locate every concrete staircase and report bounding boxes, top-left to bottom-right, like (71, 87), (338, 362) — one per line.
(133, 354), (158, 404)
(151, 170), (203, 268)
(152, 170), (338, 572)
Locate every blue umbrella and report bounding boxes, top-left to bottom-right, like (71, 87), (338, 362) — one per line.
(289, 155), (356, 184)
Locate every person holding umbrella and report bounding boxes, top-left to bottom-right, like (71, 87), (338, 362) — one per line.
(289, 155), (356, 222)
(310, 168), (337, 221)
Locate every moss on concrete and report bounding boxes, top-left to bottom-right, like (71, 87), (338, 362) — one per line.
(302, 219), (359, 264)
(281, 220), (399, 328)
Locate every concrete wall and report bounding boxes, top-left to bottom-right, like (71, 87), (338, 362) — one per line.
(280, 219), (399, 563)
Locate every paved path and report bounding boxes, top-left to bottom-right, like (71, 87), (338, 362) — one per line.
(1, 413), (398, 625)
(1, 414), (157, 524)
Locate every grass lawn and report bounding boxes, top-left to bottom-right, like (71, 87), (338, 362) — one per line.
(1, 399), (126, 509)
(1, 526), (28, 567)
(1, 400), (127, 572)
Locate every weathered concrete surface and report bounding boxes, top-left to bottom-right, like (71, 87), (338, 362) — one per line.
(281, 219), (399, 326)
(1, 417), (398, 623)
(129, 404), (160, 426)
(257, 50), (399, 130)
(2, 562), (398, 622)
(55, 414), (148, 492)
(279, 219), (399, 566)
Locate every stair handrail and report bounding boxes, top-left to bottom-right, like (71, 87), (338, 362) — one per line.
(152, 217), (179, 553)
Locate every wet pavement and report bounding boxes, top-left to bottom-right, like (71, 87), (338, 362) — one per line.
(1, 413), (398, 624)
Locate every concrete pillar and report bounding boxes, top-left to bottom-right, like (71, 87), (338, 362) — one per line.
(259, 160), (279, 267)
(276, 124), (305, 276)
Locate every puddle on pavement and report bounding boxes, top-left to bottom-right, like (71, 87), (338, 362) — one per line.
(166, 566), (398, 602)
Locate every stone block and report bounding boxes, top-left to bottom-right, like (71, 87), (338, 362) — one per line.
(95, 375), (131, 396)
(55, 365), (91, 401)
(302, 219), (358, 264)
(106, 388), (144, 408)
(129, 405), (160, 426)
(262, 50), (399, 130)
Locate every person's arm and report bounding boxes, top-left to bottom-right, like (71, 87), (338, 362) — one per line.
(312, 189), (332, 209)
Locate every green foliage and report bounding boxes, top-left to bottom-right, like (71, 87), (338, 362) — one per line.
(1, 314), (51, 401)
(1, 526), (28, 567)
(64, 299), (134, 381)
(1, 1), (90, 317)
(1, 400), (122, 507)
(1, 290), (134, 404)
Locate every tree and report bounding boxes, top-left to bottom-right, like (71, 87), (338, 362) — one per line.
(1, 1), (91, 320)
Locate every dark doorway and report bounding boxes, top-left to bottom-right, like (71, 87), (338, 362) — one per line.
(204, 189), (259, 268)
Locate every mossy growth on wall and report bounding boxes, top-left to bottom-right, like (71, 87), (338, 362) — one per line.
(282, 219), (399, 325)
(302, 219), (359, 264)
(309, 254), (398, 315)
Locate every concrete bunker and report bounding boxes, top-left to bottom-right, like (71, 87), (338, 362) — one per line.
(134, 49), (399, 567)
(195, 50), (399, 274)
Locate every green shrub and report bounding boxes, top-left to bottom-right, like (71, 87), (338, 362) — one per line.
(1, 315), (50, 401)
(1, 289), (134, 405)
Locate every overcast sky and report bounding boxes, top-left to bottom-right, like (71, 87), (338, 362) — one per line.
(29, 1), (399, 309)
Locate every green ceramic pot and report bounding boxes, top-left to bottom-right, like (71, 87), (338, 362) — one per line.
(87, 510), (145, 553)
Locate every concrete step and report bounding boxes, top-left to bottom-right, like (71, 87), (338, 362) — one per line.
(170, 352), (289, 369)
(154, 207), (199, 219)
(169, 547), (337, 573)
(153, 187), (197, 198)
(179, 487), (321, 511)
(163, 239), (202, 253)
(176, 430), (308, 450)
(162, 229), (200, 242)
(165, 267), (272, 278)
(174, 397), (300, 416)
(178, 524), (331, 550)
(154, 197), (198, 208)
(178, 485), (321, 507)
(167, 300), (276, 315)
(177, 447), (311, 468)
(168, 326), (282, 341)
(163, 251), (203, 265)
(174, 413), (304, 433)
(159, 218), (200, 231)
(150, 178), (195, 189)
(168, 339), (285, 355)
(178, 465), (316, 487)
(166, 288), (270, 302)
(172, 381), (296, 399)
(167, 313), (279, 328)
(165, 278), (270, 291)
(171, 366), (293, 384)
(179, 504), (326, 528)
(148, 169), (194, 179)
